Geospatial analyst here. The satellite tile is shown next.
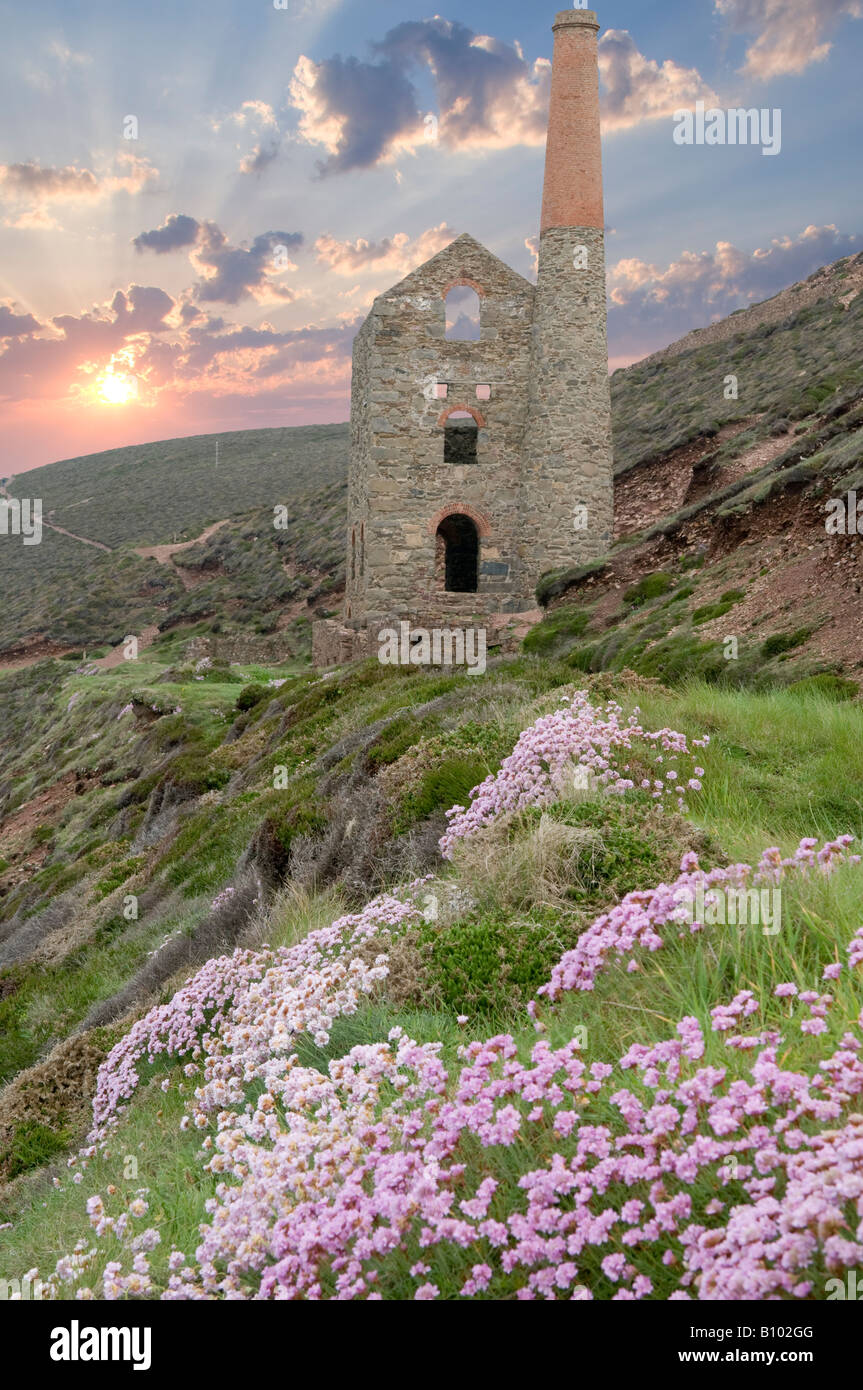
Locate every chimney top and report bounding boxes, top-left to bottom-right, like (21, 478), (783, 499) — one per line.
(540, 8), (605, 232)
(552, 9), (600, 32)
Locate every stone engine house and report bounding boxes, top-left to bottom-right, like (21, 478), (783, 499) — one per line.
(313, 8), (614, 667)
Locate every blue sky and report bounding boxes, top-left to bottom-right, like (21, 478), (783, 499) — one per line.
(1, 0), (861, 471)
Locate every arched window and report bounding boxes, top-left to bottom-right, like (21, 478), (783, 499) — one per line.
(436, 514), (479, 593)
(444, 410), (478, 466)
(350, 528), (356, 583)
(359, 522), (365, 577)
(444, 285), (480, 341)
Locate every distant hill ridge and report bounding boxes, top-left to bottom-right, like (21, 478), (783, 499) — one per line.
(8, 423), (349, 549)
(2, 251), (862, 662)
(637, 251), (863, 370)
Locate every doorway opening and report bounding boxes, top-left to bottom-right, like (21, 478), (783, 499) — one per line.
(436, 513), (479, 592)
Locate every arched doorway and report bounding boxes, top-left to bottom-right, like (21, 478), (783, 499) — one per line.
(436, 513), (479, 592)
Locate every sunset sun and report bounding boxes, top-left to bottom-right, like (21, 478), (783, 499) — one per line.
(97, 371), (138, 405)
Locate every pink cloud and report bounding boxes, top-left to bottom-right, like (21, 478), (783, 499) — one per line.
(714, 0), (863, 80)
(607, 223), (861, 359)
(599, 31), (719, 132)
(0, 154), (157, 219)
(314, 224), (457, 275)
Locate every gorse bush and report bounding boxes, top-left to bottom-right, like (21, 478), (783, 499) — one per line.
(761, 628), (813, 658)
(522, 605), (590, 654)
(0, 1118), (71, 1180)
(390, 753), (492, 835)
(236, 683), (269, 712)
(410, 909), (575, 1016)
(788, 673), (859, 701)
(623, 572), (675, 606)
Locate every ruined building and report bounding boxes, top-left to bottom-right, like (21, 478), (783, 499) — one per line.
(313, 8), (614, 667)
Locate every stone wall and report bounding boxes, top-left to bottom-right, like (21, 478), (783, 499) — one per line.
(345, 233), (537, 627)
(522, 224), (614, 575)
(184, 634), (297, 665)
(312, 607), (542, 670)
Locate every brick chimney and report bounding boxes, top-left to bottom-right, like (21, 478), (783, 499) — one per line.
(522, 8), (614, 582)
(541, 9), (605, 232)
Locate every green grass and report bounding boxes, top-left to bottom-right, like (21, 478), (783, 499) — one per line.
(2, 655), (863, 1298)
(625, 680), (863, 862)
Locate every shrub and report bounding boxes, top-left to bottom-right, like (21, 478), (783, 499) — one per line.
(0, 1119), (72, 1180)
(391, 754), (491, 835)
(664, 584), (695, 604)
(150, 715), (200, 751)
(761, 627), (812, 658)
(93, 856), (146, 901)
(566, 644), (598, 672)
(623, 572), (674, 606)
(788, 672), (859, 701)
(163, 753), (231, 797)
(443, 795), (712, 920)
(692, 600), (733, 625)
(523, 606), (589, 654)
(410, 909), (574, 1016)
(236, 683), (269, 712)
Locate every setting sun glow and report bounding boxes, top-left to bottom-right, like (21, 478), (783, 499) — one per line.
(98, 371), (138, 405)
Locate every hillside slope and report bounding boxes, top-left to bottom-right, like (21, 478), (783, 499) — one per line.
(541, 251), (863, 688)
(2, 253), (863, 1302)
(0, 650), (862, 1301)
(3, 251), (861, 672)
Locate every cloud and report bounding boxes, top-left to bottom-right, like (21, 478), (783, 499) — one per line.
(3, 208), (61, 231)
(377, 18), (551, 151)
(607, 223), (862, 360)
(0, 271), (358, 413)
(191, 223), (304, 304)
(599, 30), (719, 131)
(314, 223), (457, 275)
(289, 17), (550, 174)
(290, 51), (422, 174)
(108, 285), (175, 334)
(714, 0), (863, 80)
(0, 283), (176, 403)
(0, 303), (41, 338)
(23, 37), (92, 91)
(47, 38), (92, 69)
(0, 154), (157, 217)
(134, 214), (201, 254)
(288, 20), (722, 172)
(176, 317), (359, 386)
(0, 163), (100, 199)
(133, 216), (306, 304)
(283, 0), (343, 15)
(216, 100), (283, 174)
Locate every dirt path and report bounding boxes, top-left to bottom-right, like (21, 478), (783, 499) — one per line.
(90, 623), (162, 669)
(134, 519), (228, 564)
(0, 484), (112, 552)
(40, 520), (111, 552)
(0, 642), (77, 672)
(134, 519), (229, 591)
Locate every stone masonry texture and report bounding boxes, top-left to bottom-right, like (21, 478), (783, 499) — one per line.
(314, 8), (614, 665)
